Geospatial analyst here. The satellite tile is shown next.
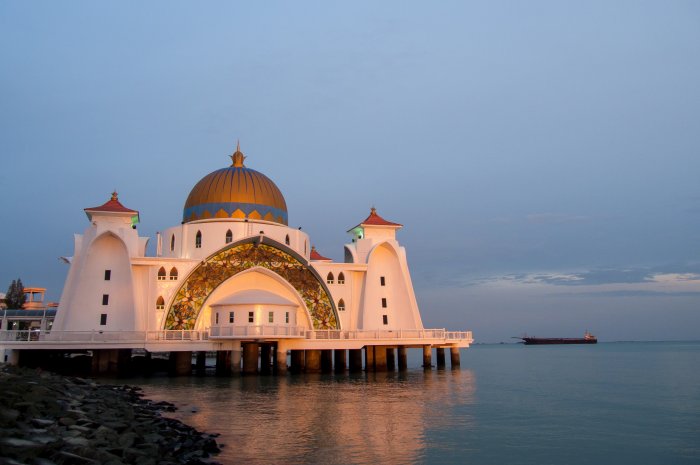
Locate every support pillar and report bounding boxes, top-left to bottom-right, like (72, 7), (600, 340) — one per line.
(196, 351), (207, 375)
(349, 349), (363, 373)
(321, 350), (333, 373)
(436, 348), (446, 369)
(423, 345), (432, 370)
(242, 343), (259, 375)
(260, 345), (272, 374)
(334, 349), (346, 373)
(305, 350), (321, 373)
(290, 350), (304, 374)
(117, 349), (132, 376)
(398, 346), (408, 372)
(275, 342), (288, 375)
(364, 346), (375, 372)
(216, 351), (231, 376)
(231, 342), (242, 374)
(169, 351), (192, 376)
(374, 346), (387, 372)
(386, 348), (396, 371)
(450, 347), (461, 368)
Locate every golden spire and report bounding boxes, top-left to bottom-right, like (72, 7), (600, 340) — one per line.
(111, 191), (118, 201)
(230, 140), (246, 168)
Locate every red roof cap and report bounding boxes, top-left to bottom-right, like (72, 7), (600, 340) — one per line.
(310, 246), (331, 261)
(359, 208), (402, 227)
(85, 192), (139, 219)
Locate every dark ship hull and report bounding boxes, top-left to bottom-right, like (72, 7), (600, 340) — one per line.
(520, 337), (597, 345)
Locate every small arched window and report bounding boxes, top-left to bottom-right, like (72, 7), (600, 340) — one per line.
(304, 240), (307, 255)
(170, 234), (175, 252)
(285, 234), (290, 245)
(338, 272), (345, 284)
(225, 229), (233, 244)
(157, 267), (166, 281)
(338, 299), (345, 312)
(195, 230), (202, 248)
(156, 296), (165, 310)
(169, 267), (178, 280)
(326, 272), (334, 284)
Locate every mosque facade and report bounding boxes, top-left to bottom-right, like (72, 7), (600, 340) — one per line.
(53, 145), (425, 338)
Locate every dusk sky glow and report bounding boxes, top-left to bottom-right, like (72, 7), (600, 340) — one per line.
(2, 1), (699, 342)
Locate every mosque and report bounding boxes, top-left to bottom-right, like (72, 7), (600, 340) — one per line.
(3, 144), (472, 374)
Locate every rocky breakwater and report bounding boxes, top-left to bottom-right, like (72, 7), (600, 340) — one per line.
(0, 367), (220, 465)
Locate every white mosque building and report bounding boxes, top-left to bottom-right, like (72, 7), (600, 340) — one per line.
(5, 144), (471, 374)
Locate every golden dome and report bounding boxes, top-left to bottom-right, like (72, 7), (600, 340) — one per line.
(183, 145), (288, 225)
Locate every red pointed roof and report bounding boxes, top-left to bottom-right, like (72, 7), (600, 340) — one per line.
(310, 246), (332, 261)
(85, 192), (139, 221)
(349, 208), (402, 232)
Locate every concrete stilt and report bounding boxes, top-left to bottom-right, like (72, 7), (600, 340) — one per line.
(196, 351), (207, 375)
(216, 350), (231, 376)
(450, 347), (461, 368)
(117, 349), (132, 376)
(305, 350), (321, 373)
(334, 349), (347, 373)
(169, 351), (192, 376)
(364, 346), (375, 372)
(260, 345), (272, 374)
(386, 347), (396, 371)
(232, 346), (242, 374)
(349, 349), (363, 373)
(374, 346), (387, 372)
(321, 350), (333, 373)
(290, 350), (304, 374)
(242, 343), (259, 374)
(436, 347), (446, 369)
(423, 345), (432, 369)
(144, 351), (153, 375)
(275, 342), (288, 375)
(92, 349), (112, 374)
(398, 346), (408, 371)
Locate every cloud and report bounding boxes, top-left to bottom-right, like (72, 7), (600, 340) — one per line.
(458, 265), (700, 297)
(559, 290), (700, 298)
(525, 213), (592, 224)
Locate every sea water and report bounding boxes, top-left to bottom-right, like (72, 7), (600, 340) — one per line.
(133, 342), (700, 465)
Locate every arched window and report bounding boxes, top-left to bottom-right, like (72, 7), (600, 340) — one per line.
(338, 299), (345, 312)
(304, 240), (307, 255)
(169, 267), (178, 280)
(170, 234), (175, 252)
(225, 229), (233, 244)
(156, 296), (165, 310)
(338, 272), (345, 284)
(285, 234), (290, 245)
(195, 230), (202, 248)
(327, 272), (334, 284)
(157, 267), (166, 281)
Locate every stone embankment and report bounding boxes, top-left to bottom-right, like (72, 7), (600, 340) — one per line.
(0, 367), (220, 465)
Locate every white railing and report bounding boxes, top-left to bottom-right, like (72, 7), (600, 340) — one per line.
(0, 330), (210, 343)
(209, 325), (306, 338)
(0, 328), (472, 344)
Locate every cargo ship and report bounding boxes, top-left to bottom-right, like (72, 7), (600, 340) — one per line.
(516, 331), (597, 345)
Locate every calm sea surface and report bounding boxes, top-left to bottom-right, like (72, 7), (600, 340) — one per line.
(132, 342), (700, 465)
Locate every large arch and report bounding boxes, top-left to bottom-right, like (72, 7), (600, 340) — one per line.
(164, 236), (339, 330)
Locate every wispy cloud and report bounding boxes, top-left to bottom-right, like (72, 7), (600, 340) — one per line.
(459, 265), (700, 297)
(525, 213), (592, 224)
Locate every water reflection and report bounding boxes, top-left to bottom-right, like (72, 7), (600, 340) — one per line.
(135, 369), (476, 465)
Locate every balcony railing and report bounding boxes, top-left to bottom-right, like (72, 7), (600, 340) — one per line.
(0, 328), (473, 344)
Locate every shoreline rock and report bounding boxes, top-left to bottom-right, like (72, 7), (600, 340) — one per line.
(0, 366), (220, 465)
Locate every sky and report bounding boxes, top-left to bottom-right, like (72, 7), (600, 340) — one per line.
(1, 1), (699, 342)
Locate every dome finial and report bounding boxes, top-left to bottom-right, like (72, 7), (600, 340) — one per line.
(230, 140), (246, 168)
(111, 191), (118, 201)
